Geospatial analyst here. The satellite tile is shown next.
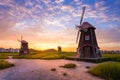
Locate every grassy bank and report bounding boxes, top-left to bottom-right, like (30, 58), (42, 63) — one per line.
(0, 52), (76, 59)
(0, 59), (14, 70)
(0, 52), (120, 61)
(0, 52), (18, 59)
(14, 52), (76, 59)
(89, 62), (120, 80)
(102, 53), (120, 61)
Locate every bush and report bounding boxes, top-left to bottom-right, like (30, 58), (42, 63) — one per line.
(89, 62), (120, 80)
(61, 63), (77, 68)
(0, 60), (14, 70)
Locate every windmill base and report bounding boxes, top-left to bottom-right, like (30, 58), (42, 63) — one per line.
(19, 50), (29, 55)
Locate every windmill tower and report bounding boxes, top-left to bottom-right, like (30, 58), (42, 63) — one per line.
(76, 7), (101, 58)
(18, 36), (29, 55)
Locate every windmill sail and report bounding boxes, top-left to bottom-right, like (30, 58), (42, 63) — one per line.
(76, 7), (86, 43)
(80, 7), (86, 25)
(21, 36), (23, 41)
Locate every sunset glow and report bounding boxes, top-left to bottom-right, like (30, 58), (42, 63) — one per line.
(0, 0), (120, 51)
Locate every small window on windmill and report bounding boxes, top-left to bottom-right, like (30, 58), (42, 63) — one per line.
(85, 35), (90, 40)
(84, 28), (88, 32)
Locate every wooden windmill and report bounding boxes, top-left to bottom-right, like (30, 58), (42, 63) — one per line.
(76, 7), (101, 58)
(18, 36), (29, 55)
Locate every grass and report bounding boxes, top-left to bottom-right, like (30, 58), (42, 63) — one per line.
(0, 52), (18, 59)
(0, 59), (14, 70)
(102, 53), (120, 62)
(0, 52), (76, 59)
(66, 53), (120, 63)
(89, 62), (120, 80)
(61, 63), (77, 68)
(0, 52), (120, 62)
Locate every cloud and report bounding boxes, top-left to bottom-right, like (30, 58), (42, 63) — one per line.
(0, 0), (120, 50)
(61, 5), (74, 13)
(0, 0), (13, 5)
(96, 26), (120, 49)
(43, 18), (67, 29)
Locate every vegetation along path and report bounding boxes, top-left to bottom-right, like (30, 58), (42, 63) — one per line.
(0, 59), (104, 80)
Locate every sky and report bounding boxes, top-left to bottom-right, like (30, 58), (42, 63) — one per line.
(0, 0), (120, 51)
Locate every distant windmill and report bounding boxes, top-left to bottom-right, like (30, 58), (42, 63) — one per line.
(58, 46), (62, 52)
(76, 7), (101, 58)
(18, 36), (29, 55)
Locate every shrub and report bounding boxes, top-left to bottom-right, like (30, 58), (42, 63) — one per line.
(51, 68), (56, 71)
(62, 63), (77, 68)
(0, 60), (14, 70)
(89, 62), (120, 80)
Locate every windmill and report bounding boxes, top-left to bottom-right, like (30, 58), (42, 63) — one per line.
(18, 36), (29, 55)
(76, 7), (101, 58)
(58, 46), (62, 52)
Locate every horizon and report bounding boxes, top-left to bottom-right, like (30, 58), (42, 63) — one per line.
(0, 0), (120, 51)
(0, 47), (120, 52)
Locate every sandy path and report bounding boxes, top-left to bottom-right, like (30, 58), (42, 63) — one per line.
(0, 59), (104, 80)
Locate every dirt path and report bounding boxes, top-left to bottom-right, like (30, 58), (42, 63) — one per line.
(0, 59), (104, 80)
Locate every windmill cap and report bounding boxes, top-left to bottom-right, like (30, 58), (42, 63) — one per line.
(80, 22), (96, 30)
(21, 40), (28, 43)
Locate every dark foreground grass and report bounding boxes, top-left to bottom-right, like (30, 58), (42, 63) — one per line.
(89, 62), (120, 80)
(0, 60), (14, 70)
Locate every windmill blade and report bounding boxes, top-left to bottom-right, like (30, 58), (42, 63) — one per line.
(80, 7), (86, 25)
(76, 7), (86, 43)
(21, 36), (23, 41)
(17, 39), (21, 42)
(76, 30), (80, 43)
(76, 6), (86, 44)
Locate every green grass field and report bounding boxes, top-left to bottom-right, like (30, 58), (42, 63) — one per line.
(0, 59), (14, 70)
(0, 52), (18, 59)
(0, 52), (76, 59)
(14, 52), (76, 59)
(102, 53), (120, 61)
(89, 62), (120, 80)
(0, 52), (120, 61)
